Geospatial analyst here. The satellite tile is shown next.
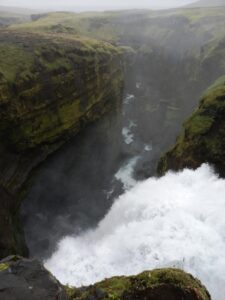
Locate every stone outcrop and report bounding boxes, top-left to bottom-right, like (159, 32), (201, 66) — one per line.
(0, 255), (68, 300)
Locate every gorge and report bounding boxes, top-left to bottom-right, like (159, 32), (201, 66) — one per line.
(0, 4), (225, 300)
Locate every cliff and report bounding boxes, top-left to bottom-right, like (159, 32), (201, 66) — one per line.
(0, 29), (124, 258)
(157, 76), (225, 177)
(9, 9), (225, 169)
(0, 256), (211, 300)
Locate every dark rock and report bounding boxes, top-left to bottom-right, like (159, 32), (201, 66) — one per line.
(0, 256), (68, 300)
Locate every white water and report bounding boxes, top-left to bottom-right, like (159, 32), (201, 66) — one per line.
(45, 164), (225, 300)
(122, 121), (137, 145)
(124, 94), (135, 104)
(122, 127), (134, 145)
(115, 156), (139, 189)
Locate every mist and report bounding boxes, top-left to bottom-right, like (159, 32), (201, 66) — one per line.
(0, 0), (197, 11)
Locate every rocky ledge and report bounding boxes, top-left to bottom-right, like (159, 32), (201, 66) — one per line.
(0, 256), (211, 300)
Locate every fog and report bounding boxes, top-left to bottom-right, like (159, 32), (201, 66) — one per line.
(0, 0), (197, 11)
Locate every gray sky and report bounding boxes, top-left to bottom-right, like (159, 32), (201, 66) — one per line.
(0, 0), (197, 10)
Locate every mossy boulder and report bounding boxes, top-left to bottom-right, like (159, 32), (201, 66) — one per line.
(66, 268), (211, 300)
(158, 76), (225, 176)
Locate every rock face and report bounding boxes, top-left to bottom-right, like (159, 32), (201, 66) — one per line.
(0, 29), (124, 258)
(0, 256), (68, 300)
(157, 77), (225, 177)
(66, 268), (211, 300)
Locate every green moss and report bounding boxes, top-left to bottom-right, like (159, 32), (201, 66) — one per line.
(158, 77), (225, 176)
(0, 263), (9, 271)
(65, 268), (210, 300)
(185, 114), (214, 135)
(0, 29), (123, 151)
(0, 44), (34, 82)
(205, 75), (225, 91)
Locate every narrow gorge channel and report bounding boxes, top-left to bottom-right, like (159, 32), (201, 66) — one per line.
(3, 7), (225, 300)
(22, 68), (225, 300)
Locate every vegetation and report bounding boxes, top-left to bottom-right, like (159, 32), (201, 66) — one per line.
(0, 263), (9, 271)
(158, 76), (225, 177)
(65, 268), (211, 300)
(0, 29), (123, 152)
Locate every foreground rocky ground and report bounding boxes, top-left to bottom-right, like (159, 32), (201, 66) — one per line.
(0, 256), (211, 300)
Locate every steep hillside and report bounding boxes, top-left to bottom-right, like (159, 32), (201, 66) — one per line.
(158, 76), (225, 176)
(0, 29), (124, 258)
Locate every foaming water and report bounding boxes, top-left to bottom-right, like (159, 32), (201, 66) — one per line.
(45, 164), (225, 300)
(115, 156), (139, 189)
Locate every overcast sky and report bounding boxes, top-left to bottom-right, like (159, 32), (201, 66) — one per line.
(0, 0), (197, 10)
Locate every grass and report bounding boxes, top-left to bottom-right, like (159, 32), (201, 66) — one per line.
(0, 43), (34, 82)
(65, 268), (210, 300)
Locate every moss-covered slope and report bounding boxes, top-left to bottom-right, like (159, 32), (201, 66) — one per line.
(158, 77), (225, 176)
(0, 30), (123, 152)
(0, 29), (123, 190)
(66, 268), (211, 300)
(0, 29), (124, 258)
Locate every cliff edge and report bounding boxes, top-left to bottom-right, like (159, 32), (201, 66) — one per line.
(158, 76), (225, 177)
(0, 29), (124, 258)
